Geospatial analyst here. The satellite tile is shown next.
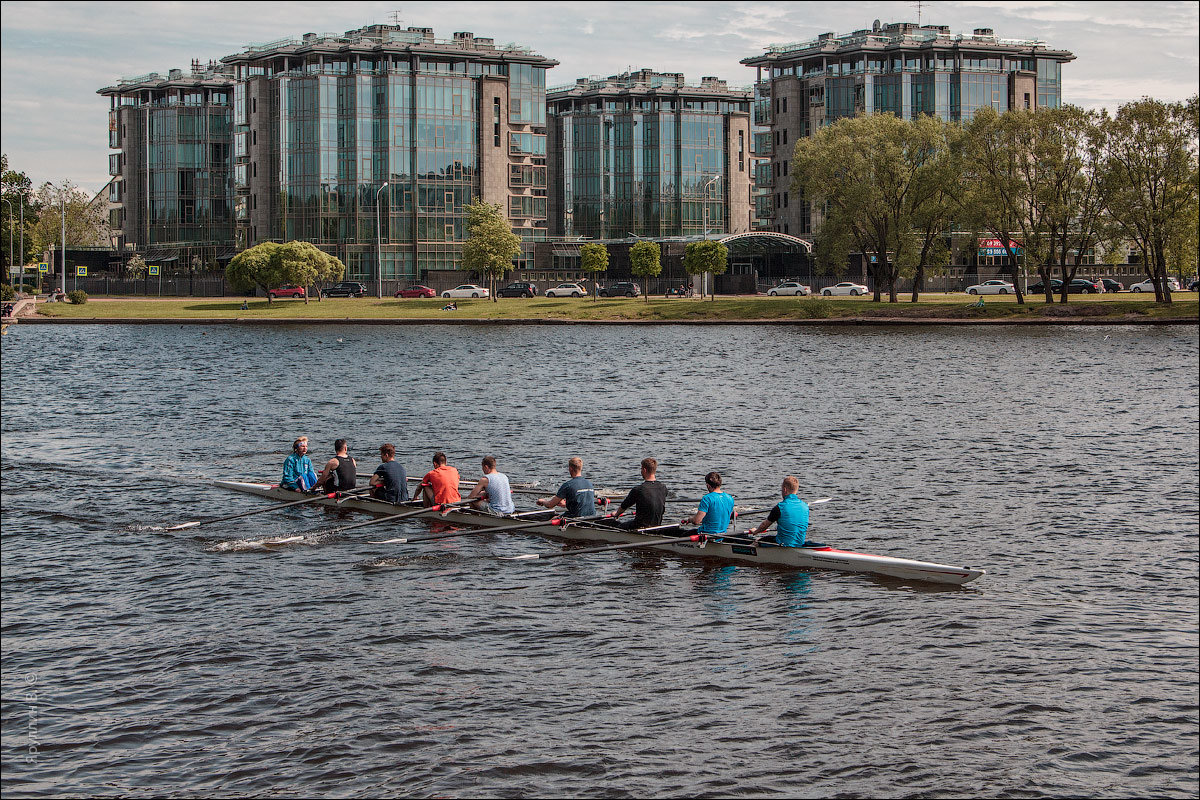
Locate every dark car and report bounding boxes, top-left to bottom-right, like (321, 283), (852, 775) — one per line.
(1100, 279), (1123, 293)
(321, 281), (368, 298)
(1188, 278), (1200, 292)
(394, 285), (435, 298)
(1027, 279), (1063, 294)
(1068, 278), (1101, 294)
(498, 282), (539, 298)
(599, 281), (641, 298)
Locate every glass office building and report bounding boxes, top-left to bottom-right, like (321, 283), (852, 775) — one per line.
(742, 21), (1074, 236)
(100, 61), (237, 268)
(547, 70), (753, 240)
(102, 25), (555, 281)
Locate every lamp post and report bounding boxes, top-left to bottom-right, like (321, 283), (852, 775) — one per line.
(375, 181), (388, 298)
(700, 175), (721, 297)
(2, 197), (13, 289)
(60, 191), (67, 295)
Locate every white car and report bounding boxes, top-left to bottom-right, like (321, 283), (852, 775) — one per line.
(1129, 278), (1181, 293)
(966, 279), (1016, 295)
(820, 282), (869, 296)
(767, 281), (811, 296)
(441, 284), (489, 299)
(545, 283), (587, 297)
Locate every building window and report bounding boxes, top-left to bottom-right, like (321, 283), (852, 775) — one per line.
(493, 98), (501, 147)
(1024, 92), (1031, 109)
(782, 97), (787, 113)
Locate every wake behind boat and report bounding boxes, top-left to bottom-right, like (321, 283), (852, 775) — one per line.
(213, 480), (985, 585)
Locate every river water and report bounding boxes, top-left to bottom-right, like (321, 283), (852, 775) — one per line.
(2, 323), (1197, 798)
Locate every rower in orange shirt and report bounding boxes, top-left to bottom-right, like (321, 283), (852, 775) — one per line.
(420, 451), (462, 506)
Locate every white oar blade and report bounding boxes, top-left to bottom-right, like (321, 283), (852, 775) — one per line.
(810, 497), (833, 505)
(367, 537), (409, 544)
(166, 521), (202, 531)
(500, 554), (540, 560)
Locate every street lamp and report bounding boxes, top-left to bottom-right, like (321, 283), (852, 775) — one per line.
(60, 191), (67, 295)
(1, 197), (13, 289)
(700, 175), (721, 298)
(375, 181), (389, 299)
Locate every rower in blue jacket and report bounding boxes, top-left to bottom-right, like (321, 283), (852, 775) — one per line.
(747, 475), (810, 546)
(281, 436), (318, 491)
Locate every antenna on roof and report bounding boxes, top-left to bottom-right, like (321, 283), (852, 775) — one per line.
(912, 0), (924, 25)
(388, 9), (403, 26)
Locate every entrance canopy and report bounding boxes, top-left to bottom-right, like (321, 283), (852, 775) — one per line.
(718, 232), (813, 254)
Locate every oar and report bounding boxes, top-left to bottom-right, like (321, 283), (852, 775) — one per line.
(321, 499), (475, 535)
(503, 532), (708, 560)
(368, 513), (612, 545)
(159, 487), (373, 530)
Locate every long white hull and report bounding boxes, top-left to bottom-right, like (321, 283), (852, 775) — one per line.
(214, 481), (985, 585)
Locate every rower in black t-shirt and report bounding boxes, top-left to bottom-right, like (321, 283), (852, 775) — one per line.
(612, 457), (667, 530)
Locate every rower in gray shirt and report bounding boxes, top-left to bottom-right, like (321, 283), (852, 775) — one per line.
(467, 456), (515, 515)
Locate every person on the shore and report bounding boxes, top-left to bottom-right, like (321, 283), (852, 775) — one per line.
(467, 456), (515, 515)
(746, 475), (810, 547)
(537, 457), (596, 518)
(681, 471), (735, 537)
(421, 451), (461, 506)
(281, 436), (318, 492)
(370, 443), (409, 504)
(610, 457), (667, 530)
(315, 438), (357, 493)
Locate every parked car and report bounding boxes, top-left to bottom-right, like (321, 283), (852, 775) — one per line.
(498, 282), (539, 298)
(599, 281), (641, 297)
(395, 285), (435, 298)
(767, 281), (811, 296)
(966, 279), (1016, 295)
(1100, 279), (1123, 293)
(321, 281), (367, 298)
(441, 284), (489, 299)
(1027, 279), (1063, 294)
(1129, 278), (1182, 292)
(545, 282), (587, 297)
(1068, 278), (1101, 294)
(820, 282), (869, 296)
(1188, 278), (1200, 292)
(268, 285), (306, 299)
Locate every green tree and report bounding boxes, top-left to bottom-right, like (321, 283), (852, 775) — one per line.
(580, 242), (609, 301)
(28, 181), (109, 257)
(2, 154), (37, 272)
(629, 240), (661, 302)
(226, 242), (283, 303)
(275, 240), (345, 303)
(125, 254), (147, 279)
(1099, 96), (1199, 303)
(683, 239), (729, 301)
(462, 198), (521, 302)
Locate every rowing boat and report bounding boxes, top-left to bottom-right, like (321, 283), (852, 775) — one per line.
(213, 480), (985, 585)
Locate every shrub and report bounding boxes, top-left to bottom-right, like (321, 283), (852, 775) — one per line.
(1, 284), (13, 301)
(67, 290), (88, 304)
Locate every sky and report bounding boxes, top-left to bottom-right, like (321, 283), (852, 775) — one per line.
(1, 0), (1197, 194)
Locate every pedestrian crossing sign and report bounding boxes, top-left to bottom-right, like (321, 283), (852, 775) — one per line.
(76, 266), (87, 277)
(38, 262), (48, 273)
(149, 265), (159, 276)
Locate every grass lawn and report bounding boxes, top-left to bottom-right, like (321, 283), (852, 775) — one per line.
(34, 293), (1200, 322)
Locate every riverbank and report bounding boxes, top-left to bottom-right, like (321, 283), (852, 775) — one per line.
(26, 294), (1200, 324)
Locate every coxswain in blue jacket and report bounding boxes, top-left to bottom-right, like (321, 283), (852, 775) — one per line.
(281, 436), (318, 491)
(748, 475), (810, 546)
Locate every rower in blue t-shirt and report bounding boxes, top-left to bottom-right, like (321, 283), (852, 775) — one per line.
(537, 456), (596, 517)
(681, 471), (735, 535)
(748, 475), (810, 546)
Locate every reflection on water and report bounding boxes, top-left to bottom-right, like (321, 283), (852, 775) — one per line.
(1, 323), (1197, 798)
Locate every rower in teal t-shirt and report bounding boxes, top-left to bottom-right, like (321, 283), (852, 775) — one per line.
(682, 471), (735, 535)
(748, 476), (810, 546)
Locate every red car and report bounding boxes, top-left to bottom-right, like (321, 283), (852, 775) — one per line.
(395, 285), (435, 298)
(268, 285), (306, 299)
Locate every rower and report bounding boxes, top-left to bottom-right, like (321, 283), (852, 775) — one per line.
(467, 456), (515, 514)
(280, 436), (318, 492)
(315, 438), (357, 493)
(537, 457), (596, 517)
(421, 451), (461, 506)
(680, 471), (735, 537)
(610, 457), (667, 530)
(370, 443), (409, 504)
(746, 476), (809, 547)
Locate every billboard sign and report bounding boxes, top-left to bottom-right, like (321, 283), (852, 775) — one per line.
(978, 238), (1022, 257)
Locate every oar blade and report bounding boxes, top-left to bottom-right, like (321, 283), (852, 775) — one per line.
(500, 554), (540, 560)
(165, 521), (202, 531)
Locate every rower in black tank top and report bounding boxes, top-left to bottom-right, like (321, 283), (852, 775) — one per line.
(325, 455), (357, 492)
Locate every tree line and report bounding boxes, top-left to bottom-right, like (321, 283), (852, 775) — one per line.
(792, 97), (1199, 304)
(1, 155), (111, 275)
